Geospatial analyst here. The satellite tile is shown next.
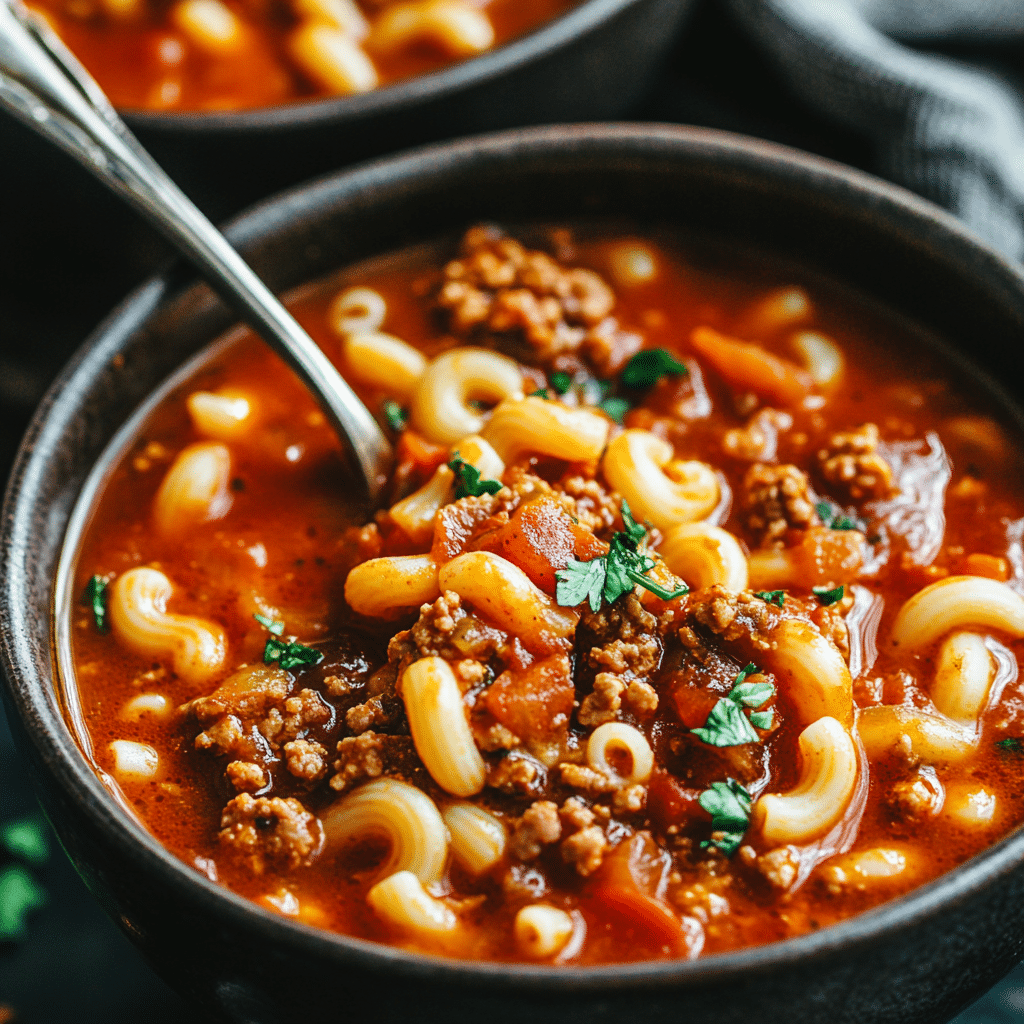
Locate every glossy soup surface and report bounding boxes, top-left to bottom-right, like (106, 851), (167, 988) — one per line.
(28, 0), (576, 112)
(69, 225), (1024, 964)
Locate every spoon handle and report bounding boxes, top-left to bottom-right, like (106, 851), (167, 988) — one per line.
(0, 0), (392, 499)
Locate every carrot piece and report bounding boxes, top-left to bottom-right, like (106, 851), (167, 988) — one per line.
(690, 326), (813, 406)
(485, 654), (574, 742)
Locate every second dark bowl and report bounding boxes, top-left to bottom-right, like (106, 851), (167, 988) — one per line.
(4, 124), (1024, 1023)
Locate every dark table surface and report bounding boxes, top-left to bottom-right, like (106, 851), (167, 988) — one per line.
(1, 0), (1023, 1019)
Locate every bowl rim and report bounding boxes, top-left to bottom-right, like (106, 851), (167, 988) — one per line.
(120, 0), (655, 134)
(5, 122), (1024, 992)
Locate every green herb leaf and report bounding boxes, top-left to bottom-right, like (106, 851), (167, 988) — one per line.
(730, 681), (774, 708)
(619, 499), (647, 546)
(0, 865), (47, 942)
(555, 557), (607, 613)
(528, 388), (550, 399)
(449, 452), (503, 499)
(549, 371), (573, 395)
(599, 396), (631, 424)
(83, 575), (109, 634)
(813, 584), (845, 606)
(698, 779), (752, 857)
(692, 699), (760, 747)
(264, 637), (324, 672)
(254, 613), (284, 636)
(732, 662), (760, 688)
(815, 500), (865, 533)
(382, 400), (407, 432)
(621, 348), (688, 390)
(997, 737), (1024, 753)
(1, 819), (49, 866)
(692, 667), (775, 747)
(555, 500), (687, 611)
(754, 590), (785, 607)
(749, 710), (775, 730)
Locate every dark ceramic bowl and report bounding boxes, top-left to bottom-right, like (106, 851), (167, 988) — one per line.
(4, 124), (1024, 1024)
(127, 0), (693, 208)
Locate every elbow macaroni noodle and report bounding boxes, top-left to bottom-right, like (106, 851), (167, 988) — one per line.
(438, 551), (578, 652)
(109, 567), (227, 684)
(411, 348), (524, 446)
(345, 553), (440, 617)
(658, 523), (748, 592)
(401, 657), (487, 797)
(481, 396), (609, 464)
(754, 717), (859, 845)
(602, 430), (719, 531)
(321, 778), (448, 884)
(153, 442), (233, 536)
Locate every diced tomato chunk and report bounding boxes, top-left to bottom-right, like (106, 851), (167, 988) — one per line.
(484, 654), (574, 742)
(671, 682), (720, 730)
(473, 496), (607, 594)
(397, 430), (449, 476)
(647, 769), (708, 831)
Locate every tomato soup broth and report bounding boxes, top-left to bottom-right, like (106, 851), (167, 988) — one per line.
(29, 0), (577, 112)
(67, 225), (1024, 964)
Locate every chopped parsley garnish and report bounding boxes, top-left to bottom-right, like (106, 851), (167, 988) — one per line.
(83, 575), (109, 634)
(253, 613), (284, 636)
(0, 865), (47, 942)
(754, 590), (786, 607)
(813, 584), (845, 606)
(599, 396), (631, 424)
(555, 500), (688, 612)
(549, 371), (573, 395)
(997, 737), (1024, 754)
(263, 637), (324, 671)
(621, 348), (688, 390)
(528, 388), (550, 399)
(815, 500), (864, 532)
(699, 779), (752, 857)
(1, 819), (49, 866)
(449, 452), (503, 499)
(692, 665), (775, 746)
(382, 400), (407, 432)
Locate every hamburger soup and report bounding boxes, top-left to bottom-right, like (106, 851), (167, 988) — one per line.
(27, 0), (578, 111)
(67, 225), (1024, 964)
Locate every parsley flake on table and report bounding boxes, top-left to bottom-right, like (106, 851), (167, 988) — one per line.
(754, 589), (786, 607)
(813, 584), (845, 606)
(449, 452), (503, 499)
(382, 400), (408, 432)
(0, 865), (47, 942)
(83, 575), (109, 634)
(1, 819), (49, 866)
(692, 665), (775, 746)
(815, 500), (865, 532)
(621, 348), (689, 390)
(264, 637), (324, 671)
(698, 778), (752, 857)
(555, 500), (688, 612)
(253, 613), (285, 635)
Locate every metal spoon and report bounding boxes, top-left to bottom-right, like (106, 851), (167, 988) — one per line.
(0, 0), (392, 499)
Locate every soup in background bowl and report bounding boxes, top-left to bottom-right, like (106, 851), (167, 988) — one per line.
(5, 125), (1024, 1023)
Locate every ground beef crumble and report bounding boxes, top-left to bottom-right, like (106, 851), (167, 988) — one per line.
(218, 794), (322, 874)
(742, 463), (819, 547)
(329, 732), (419, 792)
(436, 226), (641, 375)
(817, 422), (895, 501)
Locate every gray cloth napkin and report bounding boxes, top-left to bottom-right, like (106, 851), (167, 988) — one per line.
(724, 0), (1024, 262)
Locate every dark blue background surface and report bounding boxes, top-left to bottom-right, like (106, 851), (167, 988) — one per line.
(0, 0), (1022, 1018)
